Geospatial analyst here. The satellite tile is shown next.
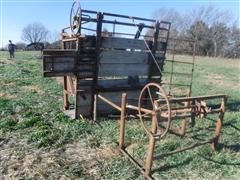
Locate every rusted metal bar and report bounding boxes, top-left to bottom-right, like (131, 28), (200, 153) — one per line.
(62, 38), (78, 42)
(211, 97), (227, 150)
(93, 94), (97, 121)
(165, 59), (194, 65)
(144, 101), (158, 177)
(179, 101), (188, 136)
(126, 104), (153, 114)
(158, 94), (226, 103)
(63, 76), (69, 110)
(97, 94), (121, 111)
(190, 100), (196, 127)
(119, 93), (127, 149)
(119, 149), (146, 175)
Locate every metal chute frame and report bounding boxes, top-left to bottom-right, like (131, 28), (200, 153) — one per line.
(43, 1), (228, 179)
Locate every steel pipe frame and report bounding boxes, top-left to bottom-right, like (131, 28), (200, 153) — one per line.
(95, 92), (227, 179)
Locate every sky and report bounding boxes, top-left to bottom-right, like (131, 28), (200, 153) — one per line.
(0, 0), (239, 48)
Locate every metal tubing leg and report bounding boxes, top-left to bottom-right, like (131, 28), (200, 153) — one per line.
(63, 76), (69, 110)
(93, 94), (98, 121)
(211, 97), (226, 150)
(144, 101), (158, 177)
(119, 93), (127, 149)
(179, 101), (189, 136)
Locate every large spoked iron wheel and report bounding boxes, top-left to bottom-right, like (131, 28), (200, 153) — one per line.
(70, 1), (82, 36)
(138, 83), (171, 138)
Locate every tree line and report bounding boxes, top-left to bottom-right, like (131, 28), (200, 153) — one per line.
(152, 5), (239, 58)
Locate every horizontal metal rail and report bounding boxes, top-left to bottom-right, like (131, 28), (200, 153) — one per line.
(103, 12), (156, 22)
(165, 59), (194, 65)
(97, 94), (122, 111)
(162, 83), (191, 87)
(81, 17), (155, 29)
(163, 71), (193, 77)
(82, 9), (98, 14)
(158, 94), (226, 103)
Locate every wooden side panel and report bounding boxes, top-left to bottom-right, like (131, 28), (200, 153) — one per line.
(98, 78), (147, 88)
(100, 50), (148, 64)
(98, 49), (149, 77)
(101, 37), (149, 50)
(43, 49), (77, 56)
(44, 57), (75, 71)
(43, 50), (77, 77)
(99, 64), (149, 77)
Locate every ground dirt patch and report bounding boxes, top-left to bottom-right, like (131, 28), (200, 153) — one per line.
(21, 85), (44, 95)
(0, 92), (17, 99)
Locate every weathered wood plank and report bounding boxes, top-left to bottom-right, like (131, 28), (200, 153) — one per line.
(100, 50), (148, 64)
(44, 57), (75, 72)
(43, 49), (77, 56)
(101, 37), (150, 50)
(97, 78), (148, 88)
(98, 64), (149, 77)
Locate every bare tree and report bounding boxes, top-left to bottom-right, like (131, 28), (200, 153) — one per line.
(152, 8), (183, 38)
(188, 21), (212, 56)
(21, 22), (49, 44)
(210, 23), (229, 57)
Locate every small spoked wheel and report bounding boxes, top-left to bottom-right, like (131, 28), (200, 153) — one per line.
(70, 0), (82, 36)
(138, 83), (171, 138)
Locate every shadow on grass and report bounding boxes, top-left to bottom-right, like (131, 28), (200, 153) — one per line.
(198, 153), (240, 166)
(226, 100), (240, 112)
(152, 157), (193, 173)
(216, 143), (240, 153)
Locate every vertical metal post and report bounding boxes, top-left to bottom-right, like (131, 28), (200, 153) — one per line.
(147, 21), (160, 82)
(61, 30), (69, 110)
(113, 19), (116, 36)
(145, 100), (158, 177)
(189, 41), (196, 97)
(211, 96), (226, 150)
(63, 76), (69, 110)
(119, 93), (127, 149)
(190, 100), (196, 127)
(91, 12), (103, 119)
(180, 101), (188, 136)
(75, 76), (80, 119)
(169, 41), (175, 96)
(93, 94), (98, 121)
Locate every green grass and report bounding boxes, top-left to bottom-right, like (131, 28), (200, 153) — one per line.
(0, 51), (240, 179)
